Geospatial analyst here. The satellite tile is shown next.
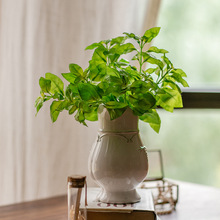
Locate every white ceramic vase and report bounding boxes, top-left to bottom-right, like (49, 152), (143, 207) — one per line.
(88, 107), (148, 204)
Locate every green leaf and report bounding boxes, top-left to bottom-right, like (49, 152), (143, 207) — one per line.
(162, 55), (173, 69)
(35, 96), (44, 114)
(102, 76), (124, 96)
(84, 111), (98, 121)
(139, 109), (161, 133)
(130, 80), (152, 93)
(75, 110), (83, 122)
(130, 80), (155, 94)
(171, 68), (187, 77)
(107, 108), (127, 120)
(84, 106), (98, 121)
(123, 32), (140, 42)
(157, 88), (183, 112)
(120, 58), (129, 63)
(103, 39), (111, 44)
(68, 105), (77, 115)
(39, 77), (51, 93)
(108, 53), (120, 63)
(163, 78), (181, 93)
(78, 83), (99, 101)
(102, 95), (115, 103)
(124, 66), (141, 81)
(142, 53), (164, 69)
(104, 101), (128, 109)
(92, 45), (107, 63)
(85, 42), (103, 50)
(145, 68), (157, 74)
(128, 92), (156, 114)
(116, 58), (130, 67)
(62, 73), (77, 84)
(50, 100), (69, 122)
(97, 81), (109, 96)
(110, 43), (136, 55)
(170, 73), (189, 87)
(142, 27), (161, 43)
(139, 93), (156, 109)
(65, 84), (79, 101)
(75, 109), (87, 126)
(69, 63), (84, 77)
(106, 67), (119, 77)
(88, 61), (107, 81)
(148, 46), (168, 54)
(45, 72), (64, 95)
(110, 36), (126, 46)
(107, 43), (136, 63)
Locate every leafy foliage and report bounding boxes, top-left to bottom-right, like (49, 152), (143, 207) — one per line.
(35, 27), (188, 133)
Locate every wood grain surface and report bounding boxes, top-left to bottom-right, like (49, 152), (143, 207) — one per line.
(0, 195), (67, 220)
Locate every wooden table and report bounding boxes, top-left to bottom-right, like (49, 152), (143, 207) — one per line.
(1, 181), (220, 220)
(0, 195), (67, 220)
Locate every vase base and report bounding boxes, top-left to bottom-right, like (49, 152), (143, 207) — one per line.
(97, 189), (141, 204)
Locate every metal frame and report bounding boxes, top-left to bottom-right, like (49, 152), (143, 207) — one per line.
(141, 149), (179, 214)
(144, 149), (165, 181)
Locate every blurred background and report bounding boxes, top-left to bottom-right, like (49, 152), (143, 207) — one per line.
(1, 0), (220, 206)
(140, 0), (220, 188)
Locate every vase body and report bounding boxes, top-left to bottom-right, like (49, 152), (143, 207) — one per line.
(88, 107), (148, 203)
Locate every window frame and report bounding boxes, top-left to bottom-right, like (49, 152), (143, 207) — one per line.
(181, 89), (220, 109)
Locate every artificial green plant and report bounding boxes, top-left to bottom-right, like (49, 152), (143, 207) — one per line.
(35, 27), (188, 133)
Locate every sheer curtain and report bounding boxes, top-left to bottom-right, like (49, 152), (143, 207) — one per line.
(0, 0), (161, 205)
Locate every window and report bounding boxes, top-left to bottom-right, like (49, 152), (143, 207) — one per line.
(140, 0), (220, 188)
(155, 0), (220, 87)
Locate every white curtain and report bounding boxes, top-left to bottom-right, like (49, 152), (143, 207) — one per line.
(0, 0), (161, 205)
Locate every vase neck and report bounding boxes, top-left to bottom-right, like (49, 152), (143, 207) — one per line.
(98, 108), (139, 132)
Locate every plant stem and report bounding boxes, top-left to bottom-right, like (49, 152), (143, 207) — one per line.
(106, 42), (110, 66)
(157, 69), (170, 84)
(139, 40), (143, 75)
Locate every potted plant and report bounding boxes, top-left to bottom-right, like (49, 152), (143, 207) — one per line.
(35, 27), (188, 203)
